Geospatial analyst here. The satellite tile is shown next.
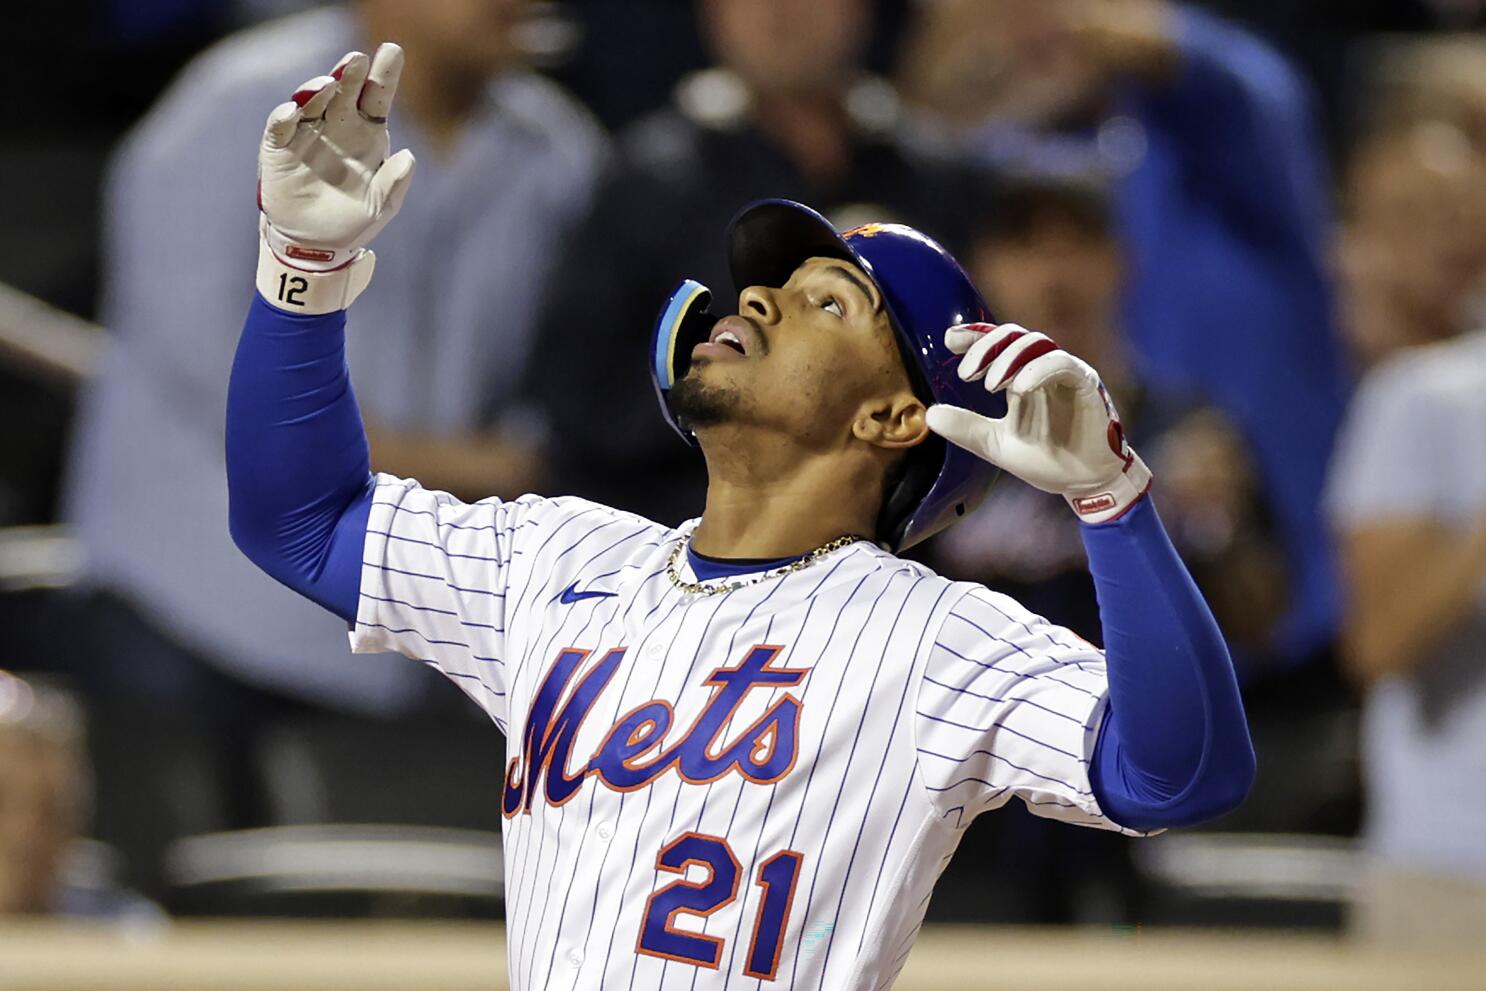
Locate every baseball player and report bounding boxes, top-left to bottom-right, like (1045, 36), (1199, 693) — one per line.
(227, 45), (1254, 989)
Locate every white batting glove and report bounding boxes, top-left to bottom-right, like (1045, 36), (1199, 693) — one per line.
(925, 323), (1152, 524)
(256, 43), (416, 315)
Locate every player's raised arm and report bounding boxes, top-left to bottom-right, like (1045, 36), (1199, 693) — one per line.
(226, 44), (414, 623)
(226, 46), (616, 736)
(924, 325), (1255, 831)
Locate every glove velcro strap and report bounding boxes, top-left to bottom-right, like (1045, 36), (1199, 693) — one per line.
(256, 238), (375, 315)
(1066, 453), (1154, 524)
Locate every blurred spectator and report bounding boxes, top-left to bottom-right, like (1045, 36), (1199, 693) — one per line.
(899, 0), (1350, 662)
(1337, 40), (1486, 369)
(543, 0), (916, 135)
(1364, 34), (1486, 147)
(1327, 320), (1486, 946)
(0, 671), (163, 925)
(541, 0), (713, 133)
(1338, 119), (1486, 368)
(61, 0), (604, 885)
(522, 0), (978, 525)
(1327, 46), (1486, 941)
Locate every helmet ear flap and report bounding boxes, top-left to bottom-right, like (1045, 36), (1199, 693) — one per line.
(651, 279), (716, 446)
(877, 434), (945, 550)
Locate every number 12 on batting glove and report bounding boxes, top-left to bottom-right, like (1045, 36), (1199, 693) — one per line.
(925, 323), (1152, 524)
(256, 43), (416, 315)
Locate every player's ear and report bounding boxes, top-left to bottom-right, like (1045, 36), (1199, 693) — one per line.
(852, 391), (928, 450)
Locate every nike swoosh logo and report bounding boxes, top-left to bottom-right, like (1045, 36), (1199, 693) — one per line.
(557, 581), (618, 605)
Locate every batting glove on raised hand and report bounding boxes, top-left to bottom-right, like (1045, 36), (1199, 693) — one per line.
(925, 323), (1152, 524)
(256, 43), (415, 314)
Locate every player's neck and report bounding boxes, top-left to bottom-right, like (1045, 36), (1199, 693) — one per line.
(691, 437), (884, 559)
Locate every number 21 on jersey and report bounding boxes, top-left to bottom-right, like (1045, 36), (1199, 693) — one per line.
(637, 832), (805, 981)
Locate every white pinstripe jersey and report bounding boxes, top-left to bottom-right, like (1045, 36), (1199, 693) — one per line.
(350, 474), (1148, 990)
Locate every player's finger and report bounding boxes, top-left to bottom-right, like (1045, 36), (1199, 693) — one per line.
(955, 324), (1054, 387)
(330, 49), (365, 81)
(292, 74), (338, 120)
(954, 324), (1025, 382)
(977, 327), (1060, 392)
(1003, 387), (1031, 435)
(359, 42), (405, 122)
(925, 403), (1007, 465)
(369, 148), (417, 215)
(1005, 349), (1087, 399)
(262, 100), (302, 149)
(954, 323), (1033, 381)
(1019, 380), (1052, 440)
(326, 51), (370, 122)
(944, 322), (997, 355)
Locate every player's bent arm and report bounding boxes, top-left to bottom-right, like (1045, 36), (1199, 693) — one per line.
(1082, 497), (1256, 830)
(226, 295), (373, 623)
(227, 44), (415, 623)
(914, 499), (1253, 835)
(926, 326), (1254, 831)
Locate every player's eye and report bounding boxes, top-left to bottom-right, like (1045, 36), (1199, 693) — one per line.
(817, 296), (843, 317)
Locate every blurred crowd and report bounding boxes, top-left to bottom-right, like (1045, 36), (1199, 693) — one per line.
(1, 0), (1484, 943)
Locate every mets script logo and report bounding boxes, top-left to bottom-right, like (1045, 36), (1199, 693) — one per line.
(502, 644), (809, 817)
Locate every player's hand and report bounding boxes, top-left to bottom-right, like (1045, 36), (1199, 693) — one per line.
(925, 323), (1152, 523)
(255, 43), (415, 314)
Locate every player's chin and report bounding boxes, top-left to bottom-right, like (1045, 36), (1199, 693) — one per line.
(670, 372), (746, 430)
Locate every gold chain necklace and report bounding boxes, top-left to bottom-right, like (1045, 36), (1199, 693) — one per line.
(665, 531), (865, 596)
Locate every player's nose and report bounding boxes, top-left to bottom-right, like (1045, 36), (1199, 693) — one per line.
(738, 285), (781, 325)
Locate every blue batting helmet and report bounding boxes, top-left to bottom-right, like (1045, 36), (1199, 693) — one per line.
(651, 198), (1002, 551)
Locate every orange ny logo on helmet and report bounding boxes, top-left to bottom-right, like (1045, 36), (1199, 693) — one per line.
(843, 222), (890, 239)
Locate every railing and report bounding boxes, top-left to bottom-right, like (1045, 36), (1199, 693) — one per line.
(0, 281), (100, 588)
(165, 824), (505, 901)
(1135, 831), (1364, 902)
(0, 279), (105, 387)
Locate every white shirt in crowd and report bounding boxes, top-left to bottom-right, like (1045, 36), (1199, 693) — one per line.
(1327, 328), (1486, 878)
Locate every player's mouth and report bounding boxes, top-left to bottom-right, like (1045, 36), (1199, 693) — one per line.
(693, 316), (760, 361)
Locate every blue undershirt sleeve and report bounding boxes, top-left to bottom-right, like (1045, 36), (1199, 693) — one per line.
(1083, 497), (1256, 830)
(225, 294), (374, 623)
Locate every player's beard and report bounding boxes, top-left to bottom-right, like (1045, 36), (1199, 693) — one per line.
(669, 372), (744, 431)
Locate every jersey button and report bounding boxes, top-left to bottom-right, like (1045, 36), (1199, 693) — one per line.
(595, 821), (613, 841)
(646, 642), (664, 660)
(566, 948), (584, 968)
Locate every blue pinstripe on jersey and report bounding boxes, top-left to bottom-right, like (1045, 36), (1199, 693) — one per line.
(781, 567), (910, 986)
